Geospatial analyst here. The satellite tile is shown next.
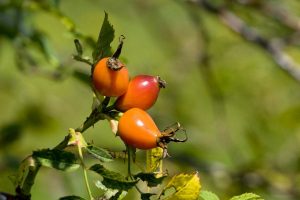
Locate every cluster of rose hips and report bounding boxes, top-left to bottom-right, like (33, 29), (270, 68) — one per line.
(91, 39), (186, 151)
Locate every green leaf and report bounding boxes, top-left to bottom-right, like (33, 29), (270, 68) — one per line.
(109, 190), (127, 200)
(85, 145), (113, 162)
(229, 193), (264, 200)
(162, 172), (201, 200)
(95, 180), (127, 200)
(89, 164), (137, 191)
(59, 195), (86, 200)
(92, 12), (115, 63)
(134, 172), (167, 187)
(199, 190), (220, 200)
(32, 149), (80, 171)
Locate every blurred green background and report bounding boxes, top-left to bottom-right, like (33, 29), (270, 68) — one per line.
(1, 0), (300, 199)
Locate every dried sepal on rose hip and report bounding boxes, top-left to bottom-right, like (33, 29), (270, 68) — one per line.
(117, 108), (187, 150)
(92, 36), (129, 97)
(115, 75), (166, 111)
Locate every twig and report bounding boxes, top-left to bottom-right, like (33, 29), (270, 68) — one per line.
(190, 0), (300, 83)
(182, 1), (238, 161)
(77, 145), (94, 200)
(239, 1), (300, 32)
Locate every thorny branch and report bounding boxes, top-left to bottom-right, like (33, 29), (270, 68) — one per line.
(237, 0), (300, 32)
(190, 0), (300, 83)
(182, 2), (242, 163)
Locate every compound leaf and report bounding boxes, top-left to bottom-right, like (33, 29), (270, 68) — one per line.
(89, 164), (137, 191)
(32, 149), (80, 171)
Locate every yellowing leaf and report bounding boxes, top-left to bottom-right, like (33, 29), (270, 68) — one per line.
(163, 172), (201, 200)
(146, 147), (163, 174)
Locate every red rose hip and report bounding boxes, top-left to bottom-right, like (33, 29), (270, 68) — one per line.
(115, 75), (166, 111)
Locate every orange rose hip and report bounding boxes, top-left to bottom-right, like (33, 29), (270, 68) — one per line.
(92, 57), (129, 97)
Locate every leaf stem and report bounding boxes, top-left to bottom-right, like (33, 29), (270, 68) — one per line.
(126, 146), (144, 195)
(127, 146), (132, 178)
(78, 145), (94, 200)
(73, 55), (93, 66)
